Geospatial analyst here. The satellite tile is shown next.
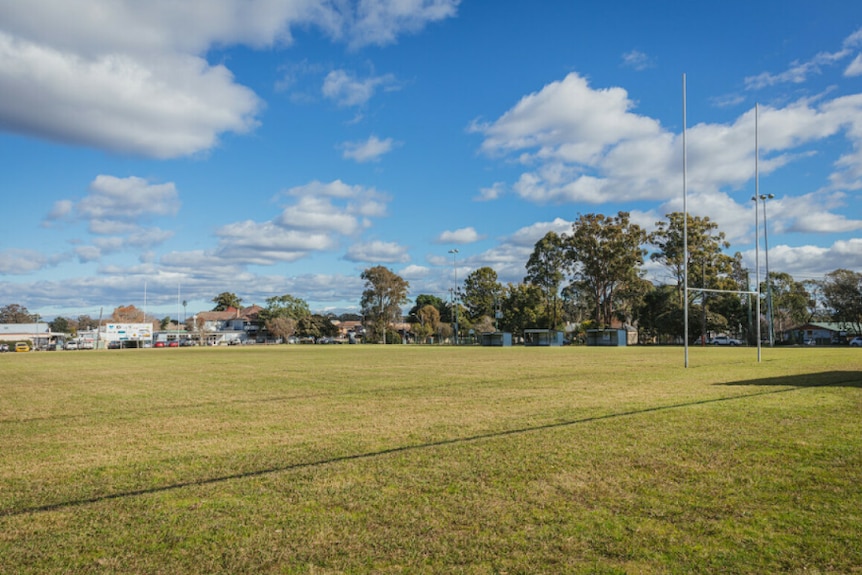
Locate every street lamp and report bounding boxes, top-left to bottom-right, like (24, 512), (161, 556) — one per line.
(751, 193), (775, 347)
(448, 248), (459, 345)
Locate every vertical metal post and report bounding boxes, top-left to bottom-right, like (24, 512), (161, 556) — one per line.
(754, 104), (762, 363)
(683, 74), (689, 368)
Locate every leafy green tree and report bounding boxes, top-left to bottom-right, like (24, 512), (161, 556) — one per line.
(408, 294), (447, 323)
(768, 272), (811, 338)
(821, 269), (862, 334)
(0, 304), (36, 323)
(360, 266), (410, 344)
(212, 292), (243, 311)
(260, 294), (311, 322)
(499, 283), (544, 338)
(525, 231), (567, 329)
(411, 304), (441, 343)
(568, 212), (647, 327)
(49, 316), (72, 334)
(462, 267), (503, 322)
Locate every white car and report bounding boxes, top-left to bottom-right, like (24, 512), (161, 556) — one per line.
(710, 335), (742, 346)
(64, 341), (78, 350)
(850, 336), (862, 347)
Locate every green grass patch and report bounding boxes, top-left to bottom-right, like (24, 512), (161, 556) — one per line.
(1, 345), (861, 573)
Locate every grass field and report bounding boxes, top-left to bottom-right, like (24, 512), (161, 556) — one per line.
(1, 345), (861, 574)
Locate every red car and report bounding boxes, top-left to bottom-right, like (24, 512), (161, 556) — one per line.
(154, 341), (165, 348)
(168, 341), (179, 347)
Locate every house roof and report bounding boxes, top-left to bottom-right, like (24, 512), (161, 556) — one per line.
(196, 305), (263, 322)
(791, 322), (860, 335)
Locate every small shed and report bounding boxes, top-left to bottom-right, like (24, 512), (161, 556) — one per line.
(480, 332), (512, 347)
(524, 329), (564, 347)
(586, 329), (628, 347)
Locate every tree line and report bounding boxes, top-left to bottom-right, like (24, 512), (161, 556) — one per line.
(3, 211), (861, 343)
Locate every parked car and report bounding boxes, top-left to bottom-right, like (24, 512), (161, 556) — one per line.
(154, 341), (166, 348)
(710, 335), (742, 346)
(0, 343), (8, 352)
(850, 336), (862, 347)
(65, 341), (78, 350)
(168, 341), (179, 347)
(108, 340), (122, 349)
(15, 342), (30, 352)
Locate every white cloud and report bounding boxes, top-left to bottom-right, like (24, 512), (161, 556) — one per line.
(341, 135), (398, 162)
(78, 175), (180, 223)
(0, 33), (261, 158)
(845, 54), (862, 77)
(476, 182), (505, 201)
(745, 27), (862, 90)
(215, 220), (339, 265)
(0, 1), (457, 157)
(437, 227), (483, 244)
(621, 50), (654, 71)
(0, 249), (48, 274)
(344, 240), (410, 263)
(346, 0), (461, 49)
(322, 69), (397, 107)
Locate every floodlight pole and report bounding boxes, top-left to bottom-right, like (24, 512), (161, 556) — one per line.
(760, 193), (776, 346)
(449, 248), (459, 345)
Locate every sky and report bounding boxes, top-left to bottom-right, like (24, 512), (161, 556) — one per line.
(2, 0), (862, 320)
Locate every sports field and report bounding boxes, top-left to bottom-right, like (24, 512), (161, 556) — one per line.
(1, 345), (860, 574)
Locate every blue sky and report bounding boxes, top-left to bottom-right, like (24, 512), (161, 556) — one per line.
(2, 0), (862, 319)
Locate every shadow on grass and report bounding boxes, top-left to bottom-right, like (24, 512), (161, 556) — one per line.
(4, 370), (860, 518)
(716, 370), (862, 388)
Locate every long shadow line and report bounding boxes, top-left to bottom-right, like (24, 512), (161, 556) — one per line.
(1, 385), (808, 519)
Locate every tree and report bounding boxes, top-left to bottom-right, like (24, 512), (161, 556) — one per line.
(525, 231), (567, 329)
(360, 266), (409, 344)
(462, 267), (503, 322)
(821, 269), (862, 334)
(409, 294), (448, 323)
(112, 305), (145, 322)
(49, 316), (72, 334)
(769, 272), (811, 339)
(0, 304), (36, 323)
(499, 283), (544, 338)
(77, 315), (100, 330)
(296, 314), (339, 339)
(265, 317), (297, 342)
(568, 212), (647, 327)
(260, 294), (310, 322)
(212, 292), (243, 311)
(411, 304), (441, 343)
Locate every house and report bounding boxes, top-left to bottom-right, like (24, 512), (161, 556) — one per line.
(785, 322), (860, 345)
(191, 305), (264, 345)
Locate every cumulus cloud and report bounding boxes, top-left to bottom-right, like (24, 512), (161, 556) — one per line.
(476, 182), (505, 201)
(437, 227), (483, 244)
(323, 69), (398, 107)
(0, 1), (457, 157)
(344, 240), (410, 263)
(341, 135), (398, 162)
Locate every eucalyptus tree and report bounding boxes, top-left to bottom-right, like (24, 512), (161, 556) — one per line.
(768, 272), (812, 337)
(462, 266), (503, 322)
(360, 266), (410, 344)
(211, 292), (243, 311)
(499, 282), (544, 338)
(567, 212), (647, 327)
(525, 231), (567, 329)
(821, 269), (862, 334)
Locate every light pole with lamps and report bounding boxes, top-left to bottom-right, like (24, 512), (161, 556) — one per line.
(448, 248), (459, 345)
(758, 193), (775, 346)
